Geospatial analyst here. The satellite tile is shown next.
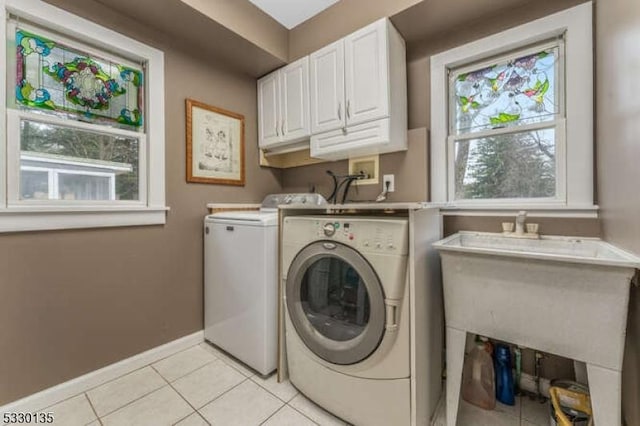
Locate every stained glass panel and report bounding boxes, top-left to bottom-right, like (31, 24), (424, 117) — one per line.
(16, 28), (144, 129)
(452, 47), (559, 134)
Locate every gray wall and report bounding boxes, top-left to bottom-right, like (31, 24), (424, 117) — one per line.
(595, 1), (640, 424)
(0, 0), (282, 405)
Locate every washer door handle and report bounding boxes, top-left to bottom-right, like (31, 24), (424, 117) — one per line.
(323, 242), (337, 250)
(385, 299), (400, 332)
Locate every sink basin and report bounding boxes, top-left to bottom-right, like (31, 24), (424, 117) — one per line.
(433, 231), (640, 268)
(433, 231), (640, 426)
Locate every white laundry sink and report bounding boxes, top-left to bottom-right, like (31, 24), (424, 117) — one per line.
(434, 231), (640, 268)
(433, 232), (640, 426)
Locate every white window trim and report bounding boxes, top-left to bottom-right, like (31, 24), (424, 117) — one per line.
(430, 2), (595, 216)
(0, 0), (167, 232)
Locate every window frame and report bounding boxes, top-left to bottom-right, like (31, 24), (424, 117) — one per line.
(447, 38), (566, 205)
(8, 109), (147, 206)
(0, 0), (166, 232)
(430, 2), (595, 216)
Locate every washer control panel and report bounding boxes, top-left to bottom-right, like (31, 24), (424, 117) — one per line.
(308, 217), (408, 255)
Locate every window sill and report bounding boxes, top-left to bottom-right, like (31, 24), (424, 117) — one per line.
(0, 206), (169, 232)
(439, 204), (599, 218)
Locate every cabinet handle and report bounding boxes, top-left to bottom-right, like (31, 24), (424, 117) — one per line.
(337, 102), (342, 120)
(281, 119), (285, 135)
(275, 122), (279, 136)
(346, 100), (351, 119)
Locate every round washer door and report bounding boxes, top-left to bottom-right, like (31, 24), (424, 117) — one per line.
(285, 241), (385, 365)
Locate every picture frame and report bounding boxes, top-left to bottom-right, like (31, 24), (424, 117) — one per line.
(186, 99), (245, 185)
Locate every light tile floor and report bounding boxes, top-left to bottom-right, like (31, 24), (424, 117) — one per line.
(39, 342), (348, 426)
(432, 391), (552, 426)
(36, 342), (551, 426)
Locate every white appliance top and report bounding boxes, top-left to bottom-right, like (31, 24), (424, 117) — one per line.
(206, 193), (327, 226)
(206, 210), (278, 226)
(260, 193), (327, 209)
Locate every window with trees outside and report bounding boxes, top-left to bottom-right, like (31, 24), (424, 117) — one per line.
(450, 40), (562, 201)
(430, 3), (594, 215)
(0, 0), (166, 232)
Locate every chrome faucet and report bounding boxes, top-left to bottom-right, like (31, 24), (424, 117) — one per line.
(515, 210), (527, 235)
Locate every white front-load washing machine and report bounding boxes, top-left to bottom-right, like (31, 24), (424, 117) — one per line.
(282, 215), (420, 426)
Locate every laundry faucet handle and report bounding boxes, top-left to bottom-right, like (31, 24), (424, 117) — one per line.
(515, 211), (527, 235)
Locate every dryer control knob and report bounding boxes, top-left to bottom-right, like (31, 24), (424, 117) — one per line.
(323, 222), (336, 237)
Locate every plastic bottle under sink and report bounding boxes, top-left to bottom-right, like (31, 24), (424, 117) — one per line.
(461, 339), (496, 410)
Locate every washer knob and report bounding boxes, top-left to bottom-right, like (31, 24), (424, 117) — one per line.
(323, 222), (336, 237)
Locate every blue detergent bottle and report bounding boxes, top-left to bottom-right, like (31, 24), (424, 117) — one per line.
(495, 344), (515, 405)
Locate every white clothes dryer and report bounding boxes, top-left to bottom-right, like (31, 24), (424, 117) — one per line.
(282, 215), (420, 425)
(204, 194), (325, 375)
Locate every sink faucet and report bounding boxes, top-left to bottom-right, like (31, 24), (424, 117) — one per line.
(515, 211), (527, 235)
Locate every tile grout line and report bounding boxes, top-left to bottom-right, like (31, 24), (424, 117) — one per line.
(84, 362), (164, 396)
(285, 397), (328, 426)
(249, 375), (299, 404)
(258, 404), (288, 426)
(283, 402), (321, 426)
(151, 364), (211, 426)
(199, 342), (258, 379)
(151, 356), (249, 414)
(83, 393), (103, 426)
(153, 344), (222, 380)
(95, 381), (167, 420)
(194, 377), (251, 416)
(86, 344), (209, 399)
(154, 356), (219, 385)
(87, 348), (211, 421)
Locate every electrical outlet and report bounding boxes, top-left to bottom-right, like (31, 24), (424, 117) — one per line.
(383, 174), (395, 192)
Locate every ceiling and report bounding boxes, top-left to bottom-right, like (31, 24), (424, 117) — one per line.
(248, 0), (340, 29)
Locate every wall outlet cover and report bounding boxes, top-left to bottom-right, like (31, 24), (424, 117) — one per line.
(383, 174), (395, 192)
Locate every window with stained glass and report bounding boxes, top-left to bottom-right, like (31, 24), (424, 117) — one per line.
(6, 21), (146, 205)
(447, 39), (565, 201)
(1, 0), (166, 233)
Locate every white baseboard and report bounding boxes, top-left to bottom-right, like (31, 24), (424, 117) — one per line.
(0, 330), (204, 415)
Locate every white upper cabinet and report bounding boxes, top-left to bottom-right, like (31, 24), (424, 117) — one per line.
(258, 56), (310, 150)
(344, 19), (389, 126)
(258, 72), (280, 148)
(257, 18), (406, 160)
(310, 40), (345, 134)
(281, 58), (310, 141)
(310, 18), (407, 160)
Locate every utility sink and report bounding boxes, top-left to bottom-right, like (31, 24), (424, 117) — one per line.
(435, 231), (640, 268)
(433, 232), (640, 426)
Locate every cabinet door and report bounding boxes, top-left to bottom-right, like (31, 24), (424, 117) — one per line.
(309, 40), (345, 134)
(280, 56), (310, 142)
(257, 72), (281, 148)
(344, 19), (389, 126)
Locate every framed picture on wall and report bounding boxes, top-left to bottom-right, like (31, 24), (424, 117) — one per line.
(186, 99), (245, 185)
